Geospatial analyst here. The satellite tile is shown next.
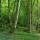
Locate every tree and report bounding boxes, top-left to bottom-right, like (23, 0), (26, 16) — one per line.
(14, 0), (21, 29)
(0, 0), (1, 17)
(25, 0), (31, 32)
(8, 0), (21, 33)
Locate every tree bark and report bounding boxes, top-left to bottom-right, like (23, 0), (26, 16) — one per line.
(14, 0), (21, 29)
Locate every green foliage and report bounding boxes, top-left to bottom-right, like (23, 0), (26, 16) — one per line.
(0, 0), (40, 33)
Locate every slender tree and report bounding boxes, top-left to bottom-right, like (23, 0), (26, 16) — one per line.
(8, 0), (21, 33)
(0, 0), (1, 17)
(27, 0), (32, 32)
(27, 0), (35, 33)
(36, 0), (39, 32)
(14, 0), (21, 29)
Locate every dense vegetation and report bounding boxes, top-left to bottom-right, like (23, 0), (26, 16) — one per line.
(0, 0), (40, 33)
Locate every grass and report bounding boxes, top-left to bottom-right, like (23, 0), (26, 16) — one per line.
(0, 31), (39, 40)
(15, 31), (38, 40)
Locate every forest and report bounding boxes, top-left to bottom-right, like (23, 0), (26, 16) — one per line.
(0, 0), (40, 40)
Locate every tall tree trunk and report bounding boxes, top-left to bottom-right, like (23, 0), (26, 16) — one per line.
(14, 0), (21, 29)
(27, 0), (35, 33)
(36, 0), (38, 32)
(27, 0), (32, 32)
(13, 0), (21, 40)
(8, 0), (21, 33)
(25, 0), (39, 33)
(0, 0), (1, 17)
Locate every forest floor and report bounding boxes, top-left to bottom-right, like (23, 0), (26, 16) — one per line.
(0, 31), (40, 40)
